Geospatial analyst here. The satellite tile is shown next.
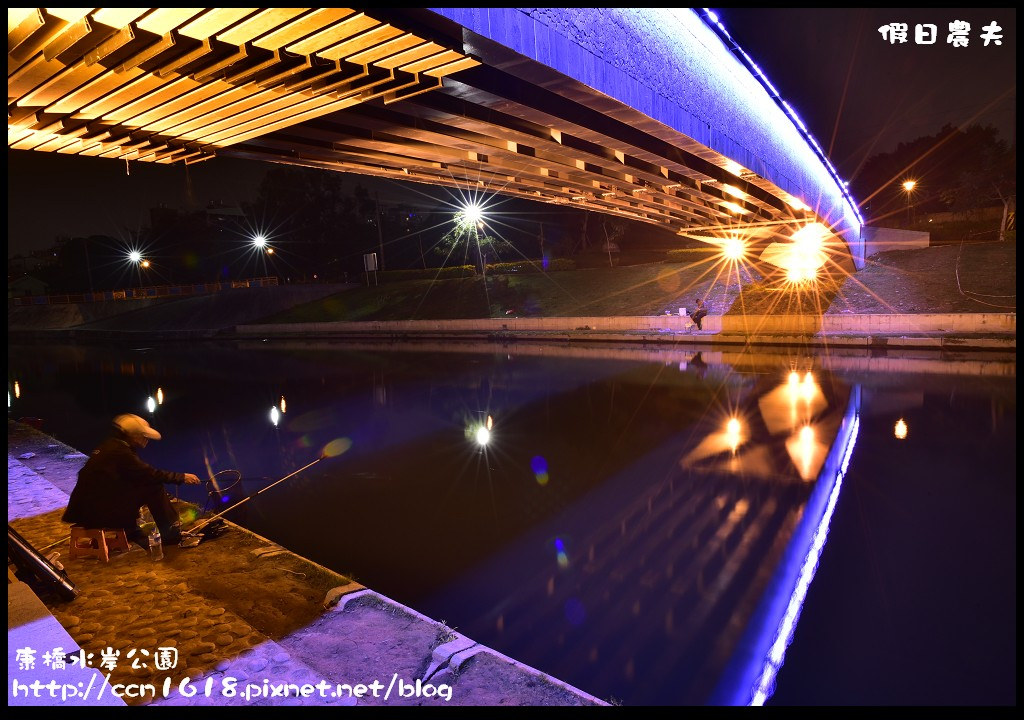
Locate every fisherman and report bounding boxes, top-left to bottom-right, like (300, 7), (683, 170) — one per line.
(691, 297), (708, 331)
(62, 414), (201, 547)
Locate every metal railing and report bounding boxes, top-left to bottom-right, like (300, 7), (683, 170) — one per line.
(9, 276), (279, 307)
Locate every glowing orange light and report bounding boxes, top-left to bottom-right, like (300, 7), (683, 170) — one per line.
(156, 387), (164, 405)
(792, 223), (827, 253)
(725, 417), (743, 453)
(14, 381), (20, 399)
(141, 259), (150, 268)
(280, 396), (286, 413)
(894, 418), (908, 440)
(787, 266), (817, 283)
(722, 236), (746, 261)
(801, 372), (816, 401)
(723, 159), (744, 176)
(796, 425), (816, 478)
(720, 200), (750, 215)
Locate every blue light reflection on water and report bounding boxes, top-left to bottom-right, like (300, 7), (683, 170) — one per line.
(6, 342), (1015, 705)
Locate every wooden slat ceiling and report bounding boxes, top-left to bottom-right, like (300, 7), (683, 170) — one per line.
(9, 8), (816, 239)
(229, 63), (816, 238)
(8, 8), (479, 165)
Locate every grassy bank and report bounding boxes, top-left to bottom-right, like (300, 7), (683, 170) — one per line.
(260, 259), (745, 322)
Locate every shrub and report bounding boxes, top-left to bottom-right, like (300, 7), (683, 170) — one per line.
(371, 265), (477, 282)
(486, 258), (576, 274)
(664, 248), (714, 263)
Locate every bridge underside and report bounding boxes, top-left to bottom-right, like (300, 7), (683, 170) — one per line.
(8, 8), (853, 267)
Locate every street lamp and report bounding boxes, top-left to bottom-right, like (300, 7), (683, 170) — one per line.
(127, 250), (149, 288)
(901, 180), (917, 226)
(455, 202), (489, 276)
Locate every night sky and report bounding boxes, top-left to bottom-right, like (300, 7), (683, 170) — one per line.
(7, 8), (1016, 257)
(713, 7), (1016, 176)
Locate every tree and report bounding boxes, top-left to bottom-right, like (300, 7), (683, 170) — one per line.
(36, 235), (117, 293)
(576, 210), (591, 253)
(434, 208), (501, 274)
(245, 166), (370, 280)
(940, 134), (1016, 240)
(852, 123), (1015, 228)
(601, 216), (626, 267)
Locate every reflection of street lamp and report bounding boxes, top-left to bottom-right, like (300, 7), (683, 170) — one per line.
(902, 180), (917, 225)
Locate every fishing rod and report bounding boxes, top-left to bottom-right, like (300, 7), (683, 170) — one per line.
(35, 469), (244, 553)
(183, 452), (328, 539)
(8, 524), (79, 601)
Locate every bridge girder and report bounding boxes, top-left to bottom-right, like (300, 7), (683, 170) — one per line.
(9, 7), (848, 259)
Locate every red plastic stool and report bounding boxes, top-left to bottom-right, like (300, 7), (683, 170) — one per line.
(68, 526), (130, 562)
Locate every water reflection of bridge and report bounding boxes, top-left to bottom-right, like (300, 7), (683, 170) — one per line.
(419, 368), (861, 704)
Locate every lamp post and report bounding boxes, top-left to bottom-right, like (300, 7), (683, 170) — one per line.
(126, 250), (153, 289)
(83, 237), (94, 296)
(252, 234), (274, 276)
(902, 180), (916, 226)
(456, 202), (487, 276)
(128, 250), (143, 288)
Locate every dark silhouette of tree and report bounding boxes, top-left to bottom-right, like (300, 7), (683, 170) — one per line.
(852, 124), (1014, 227)
(434, 208), (500, 274)
(35, 235), (122, 293)
(940, 134), (1016, 240)
(245, 166), (374, 280)
(601, 216), (626, 266)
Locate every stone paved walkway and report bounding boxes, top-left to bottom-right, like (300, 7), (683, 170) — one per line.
(8, 421), (605, 707)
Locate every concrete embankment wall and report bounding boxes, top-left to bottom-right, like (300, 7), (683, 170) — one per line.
(9, 285), (1014, 350)
(8, 285), (351, 335)
(238, 313), (1015, 337)
(8, 297), (175, 329)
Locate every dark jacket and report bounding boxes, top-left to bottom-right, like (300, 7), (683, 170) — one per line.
(62, 429), (186, 529)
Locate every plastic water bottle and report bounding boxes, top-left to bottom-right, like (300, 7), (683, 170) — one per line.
(148, 528), (163, 561)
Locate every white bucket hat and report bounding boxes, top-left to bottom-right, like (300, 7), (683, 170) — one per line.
(114, 413), (162, 440)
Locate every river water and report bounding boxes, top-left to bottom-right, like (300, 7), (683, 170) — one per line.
(7, 340), (1015, 705)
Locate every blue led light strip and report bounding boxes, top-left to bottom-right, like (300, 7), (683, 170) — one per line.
(699, 9), (866, 227)
(749, 413), (860, 706)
